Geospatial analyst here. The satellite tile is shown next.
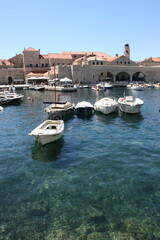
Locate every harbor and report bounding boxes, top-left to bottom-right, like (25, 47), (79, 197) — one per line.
(0, 87), (160, 239)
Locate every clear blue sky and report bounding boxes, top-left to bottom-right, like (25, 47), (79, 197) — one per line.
(1, 0), (160, 61)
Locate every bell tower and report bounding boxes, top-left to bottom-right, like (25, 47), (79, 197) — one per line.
(124, 43), (130, 59)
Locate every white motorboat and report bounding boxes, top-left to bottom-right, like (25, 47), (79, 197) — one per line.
(34, 85), (45, 91)
(91, 84), (105, 91)
(100, 79), (114, 90)
(94, 97), (118, 115)
(118, 96), (144, 114)
(29, 120), (64, 145)
(75, 101), (94, 116)
(104, 82), (114, 89)
(44, 101), (75, 119)
(0, 90), (24, 104)
(129, 84), (144, 91)
(28, 85), (36, 90)
(0, 106), (4, 111)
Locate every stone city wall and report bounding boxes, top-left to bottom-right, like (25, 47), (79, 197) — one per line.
(0, 68), (24, 84)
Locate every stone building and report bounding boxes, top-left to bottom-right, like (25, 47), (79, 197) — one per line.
(1, 44), (160, 85)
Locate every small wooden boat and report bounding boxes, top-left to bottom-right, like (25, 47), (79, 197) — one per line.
(29, 120), (64, 145)
(44, 101), (75, 119)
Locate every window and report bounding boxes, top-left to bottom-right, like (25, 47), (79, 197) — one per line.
(46, 64), (48, 67)
(121, 61), (122, 64)
(116, 61), (118, 64)
(101, 62), (103, 65)
(42, 64), (44, 67)
(97, 62), (99, 65)
(36, 64), (38, 67)
(30, 64), (32, 67)
(128, 61), (130, 64)
(93, 62), (95, 65)
(124, 61), (126, 64)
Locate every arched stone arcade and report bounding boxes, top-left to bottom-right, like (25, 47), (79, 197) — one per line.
(132, 72), (145, 82)
(116, 72), (130, 82)
(97, 70), (146, 84)
(99, 71), (114, 82)
(8, 76), (13, 84)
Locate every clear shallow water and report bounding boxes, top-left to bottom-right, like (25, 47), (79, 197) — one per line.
(0, 88), (160, 240)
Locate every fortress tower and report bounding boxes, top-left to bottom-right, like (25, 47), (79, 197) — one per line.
(124, 43), (130, 59)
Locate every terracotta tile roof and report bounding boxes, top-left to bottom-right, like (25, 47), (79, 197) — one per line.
(139, 57), (152, 62)
(91, 52), (112, 58)
(139, 57), (160, 63)
(0, 59), (13, 66)
(24, 47), (38, 51)
(62, 51), (112, 58)
(85, 56), (105, 61)
(39, 54), (49, 59)
(107, 56), (120, 62)
(62, 51), (88, 55)
(27, 71), (48, 76)
(48, 53), (72, 59)
(152, 58), (160, 62)
(73, 57), (84, 63)
(73, 54), (115, 64)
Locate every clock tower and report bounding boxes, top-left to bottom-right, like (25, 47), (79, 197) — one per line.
(124, 43), (130, 59)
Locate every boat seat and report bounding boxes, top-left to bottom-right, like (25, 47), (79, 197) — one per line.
(46, 125), (56, 129)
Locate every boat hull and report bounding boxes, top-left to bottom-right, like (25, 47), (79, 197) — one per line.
(48, 107), (75, 119)
(118, 103), (143, 114)
(95, 104), (117, 114)
(36, 132), (63, 145)
(75, 101), (94, 117)
(104, 86), (113, 89)
(29, 120), (64, 145)
(45, 86), (77, 92)
(45, 102), (75, 120)
(94, 98), (117, 115)
(76, 107), (94, 116)
(118, 97), (144, 114)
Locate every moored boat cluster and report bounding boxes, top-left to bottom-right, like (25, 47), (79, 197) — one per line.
(29, 94), (144, 146)
(0, 82), (145, 146)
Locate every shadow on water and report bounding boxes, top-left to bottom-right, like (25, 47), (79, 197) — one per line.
(95, 110), (119, 124)
(75, 114), (94, 120)
(31, 137), (64, 162)
(118, 109), (144, 123)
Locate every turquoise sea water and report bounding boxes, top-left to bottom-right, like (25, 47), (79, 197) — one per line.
(0, 88), (160, 240)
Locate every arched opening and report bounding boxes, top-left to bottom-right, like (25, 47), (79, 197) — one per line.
(99, 71), (114, 82)
(8, 76), (13, 85)
(132, 72), (145, 82)
(116, 72), (130, 82)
